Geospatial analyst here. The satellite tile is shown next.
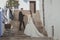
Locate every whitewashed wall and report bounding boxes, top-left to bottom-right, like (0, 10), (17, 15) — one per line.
(19, 0), (39, 10)
(39, 0), (43, 24)
(43, 0), (60, 40)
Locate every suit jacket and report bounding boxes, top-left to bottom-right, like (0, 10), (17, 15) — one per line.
(19, 11), (24, 21)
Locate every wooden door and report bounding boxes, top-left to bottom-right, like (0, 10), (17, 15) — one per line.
(30, 1), (36, 13)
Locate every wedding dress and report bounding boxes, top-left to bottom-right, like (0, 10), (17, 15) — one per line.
(24, 15), (44, 37)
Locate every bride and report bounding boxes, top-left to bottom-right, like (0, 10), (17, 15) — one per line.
(24, 13), (44, 37)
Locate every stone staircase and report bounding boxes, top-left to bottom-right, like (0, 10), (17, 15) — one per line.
(12, 10), (48, 36)
(1, 10), (53, 40)
(1, 17), (52, 40)
(0, 30), (52, 40)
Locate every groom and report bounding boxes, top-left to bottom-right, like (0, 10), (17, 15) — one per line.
(19, 9), (25, 31)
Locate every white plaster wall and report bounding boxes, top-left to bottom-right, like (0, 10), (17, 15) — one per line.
(39, 0), (43, 24)
(19, 0), (39, 10)
(44, 0), (52, 37)
(44, 0), (60, 40)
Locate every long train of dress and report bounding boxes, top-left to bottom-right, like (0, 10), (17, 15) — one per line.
(24, 15), (44, 37)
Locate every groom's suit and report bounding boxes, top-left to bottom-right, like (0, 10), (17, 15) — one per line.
(19, 11), (25, 30)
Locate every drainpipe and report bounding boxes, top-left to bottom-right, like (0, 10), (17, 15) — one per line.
(52, 25), (54, 40)
(42, 0), (45, 26)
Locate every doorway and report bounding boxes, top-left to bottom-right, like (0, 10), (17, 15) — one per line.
(30, 1), (36, 13)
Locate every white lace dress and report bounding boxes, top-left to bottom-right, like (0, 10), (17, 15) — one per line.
(24, 15), (44, 37)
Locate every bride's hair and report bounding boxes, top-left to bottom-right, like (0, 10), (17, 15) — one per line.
(30, 10), (32, 17)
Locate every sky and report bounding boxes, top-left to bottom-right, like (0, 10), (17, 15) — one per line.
(0, 0), (39, 10)
(0, 0), (7, 8)
(19, 0), (39, 10)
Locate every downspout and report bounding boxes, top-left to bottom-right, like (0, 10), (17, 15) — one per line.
(42, 0), (45, 26)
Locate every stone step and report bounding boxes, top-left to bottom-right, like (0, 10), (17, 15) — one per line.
(0, 37), (52, 40)
(1, 30), (52, 40)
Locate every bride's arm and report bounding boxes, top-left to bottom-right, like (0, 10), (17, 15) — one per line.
(31, 16), (35, 24)
(28, 17), (30, 24)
